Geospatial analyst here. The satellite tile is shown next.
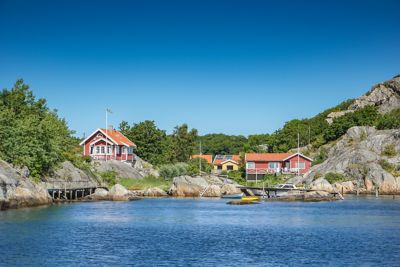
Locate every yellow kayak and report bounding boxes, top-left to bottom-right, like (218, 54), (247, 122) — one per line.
(241, 196), (261, 201)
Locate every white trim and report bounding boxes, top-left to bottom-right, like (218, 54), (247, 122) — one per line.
(79, 128), (119, 146)
(89, 137), (115, 147)
(283, 153), (313, 162)
(219, 159), (239, 165)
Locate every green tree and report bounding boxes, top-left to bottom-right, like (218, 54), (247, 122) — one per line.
(0, 80), (74, 178)
(171, 124), (198, 162)
(120, 120), (167, 165)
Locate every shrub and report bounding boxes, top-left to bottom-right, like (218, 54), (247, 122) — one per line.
(159, 163), (189, 179)
(324, 172), (347, 184)
(263, 173), (284, 186)
(227, 170), (246, 184)
(382, 144), (397, 157)
(378, 159), (395, 173)
(99, 171), (117, 187)
(313, 147), (328, 166)
(376, 108), (400, 130)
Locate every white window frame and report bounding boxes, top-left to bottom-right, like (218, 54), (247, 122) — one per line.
(246, 162), (255, 169)
(268, 162), (278, 169)
(297, 162), (306, 169)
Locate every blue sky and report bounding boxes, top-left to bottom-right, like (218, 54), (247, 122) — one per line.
(0, 0), (399, 137)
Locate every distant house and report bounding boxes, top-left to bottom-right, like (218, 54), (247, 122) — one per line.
(191, 154), (213, 164)
(80, 127), (136, 162)
(245, 153), (312, 180)
(213, 155), (241, 173)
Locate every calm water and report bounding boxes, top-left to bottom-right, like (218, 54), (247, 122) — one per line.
(1, 196), (400, 266)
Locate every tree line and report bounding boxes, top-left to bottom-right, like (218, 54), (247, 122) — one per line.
(0, 79), (398, 178)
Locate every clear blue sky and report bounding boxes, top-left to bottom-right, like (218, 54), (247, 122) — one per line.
(1, 0), (399, 137)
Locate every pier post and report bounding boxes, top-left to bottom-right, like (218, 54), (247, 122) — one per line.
(75, 190), (77, 199)
(58, 190), (60, 199)
(375, 187), (379, 198)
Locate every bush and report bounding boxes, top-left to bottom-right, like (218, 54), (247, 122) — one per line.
(227, 170), (246, 184)
(313, 147), (328, 165)
(187, 158), (212, 176)
(99, 171), (117, 187)
(378, 159), (395, 173)
(376, 108), (400, 130)
(159, 163), (189, 179)
(324, 172), (347, 184)
(382, 144), (397, 157)
(263, 174), (284, 186)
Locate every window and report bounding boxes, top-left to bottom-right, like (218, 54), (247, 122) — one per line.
(122, 147), (127, 154)
(96, 146), (100, 154)
(101, 146), (105, 154)
(297, 162), (305, 169)
(107, 146), (111, 154)
(116, 146), (120, 154)
(227, 165), (234, 171)
(128, 147), (133, 154)
(246, 162), (255, 169)
(217, 165), (222, 170)
(90, 147), (94, 154)
(268, 162), (278, 169)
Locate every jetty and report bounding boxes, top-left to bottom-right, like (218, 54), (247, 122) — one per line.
(237, 185), (343, 199)
(42, 180), (107, 200)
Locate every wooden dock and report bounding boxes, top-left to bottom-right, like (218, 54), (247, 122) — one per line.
(237, 185), (342, 199)
(43, 180), (108, 200)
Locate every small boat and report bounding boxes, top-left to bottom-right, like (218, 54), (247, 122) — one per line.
(221, 193), (243, 199)
(241, 196), (261, 202)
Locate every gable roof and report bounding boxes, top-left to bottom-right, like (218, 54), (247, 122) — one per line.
(245, 153), (313, 162)
(191, 154), (213, 164)
(79, 128), (136, 147)
(245, 153), (293, 162)
(213, 155), (240, 165)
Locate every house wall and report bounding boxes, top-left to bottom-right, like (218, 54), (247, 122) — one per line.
(83, 130), (134, 162)
(288, 155), (311, 174)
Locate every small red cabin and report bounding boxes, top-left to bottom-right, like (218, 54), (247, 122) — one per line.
(245, 153), (313, 181)
(80, 127), (136, 162)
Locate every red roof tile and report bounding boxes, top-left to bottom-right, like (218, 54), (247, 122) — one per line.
(100, 128), (136, 147)
(245, 153), (293, 162)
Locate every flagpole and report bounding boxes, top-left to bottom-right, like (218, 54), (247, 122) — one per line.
(106, 109), (108, 162)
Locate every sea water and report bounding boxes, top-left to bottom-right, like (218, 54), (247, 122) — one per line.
(0, 196), (399, 266)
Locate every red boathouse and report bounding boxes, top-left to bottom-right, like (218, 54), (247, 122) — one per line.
(245, 153), (313, 181)
(80, 127), (136, 162)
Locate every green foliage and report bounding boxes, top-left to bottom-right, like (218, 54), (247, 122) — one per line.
(324, 172), (347, 184)
(376, 108), (400, 130)
(0, 80), (75, 178)
(186, 158), (212, 176)
(313, 147), (328, 165)
(323, 106), (379, 142)
(119, 175), (171, 191)
(382, 144), (397, 157)
(227, 170), (246, 185)
(119, 120), (167, 165)
(171, 124), (198, 162)
(159, 162), (189, 179)
(378, 159), (395, 173)
(99, 171), (117, 187)
(263, 174), (284, 186)
(196, 134), (248, 155)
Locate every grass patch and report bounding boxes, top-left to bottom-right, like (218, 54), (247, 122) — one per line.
(378, 159), (400, 176)
(324, 172), (348, 184)
(119, 175), (171, 191)
(381, 144), (397, 157)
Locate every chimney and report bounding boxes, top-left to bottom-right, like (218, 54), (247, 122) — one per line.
(108, 125), (113, 132)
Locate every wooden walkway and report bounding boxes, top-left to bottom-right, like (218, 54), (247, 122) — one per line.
(237, 185), (341, 199)
(43, 180), (108, 200)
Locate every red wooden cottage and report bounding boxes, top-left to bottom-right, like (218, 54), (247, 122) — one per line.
(245, 152), (313, 181)
(80, 127), (136, 162)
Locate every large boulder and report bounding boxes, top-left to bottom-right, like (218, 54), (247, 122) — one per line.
(201, 185), (222, 197)
(134, 187), (168, 197)
(93, 160), (145, 179)
(0, 160), (52, 210)
(108, 184), (132, 201)
(220, 184), (241, 195)
(85, 188), (109, 201)
(43, 161), (99, 190)
(310, 178), (334, 192)
(168, 176), (208, 197)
